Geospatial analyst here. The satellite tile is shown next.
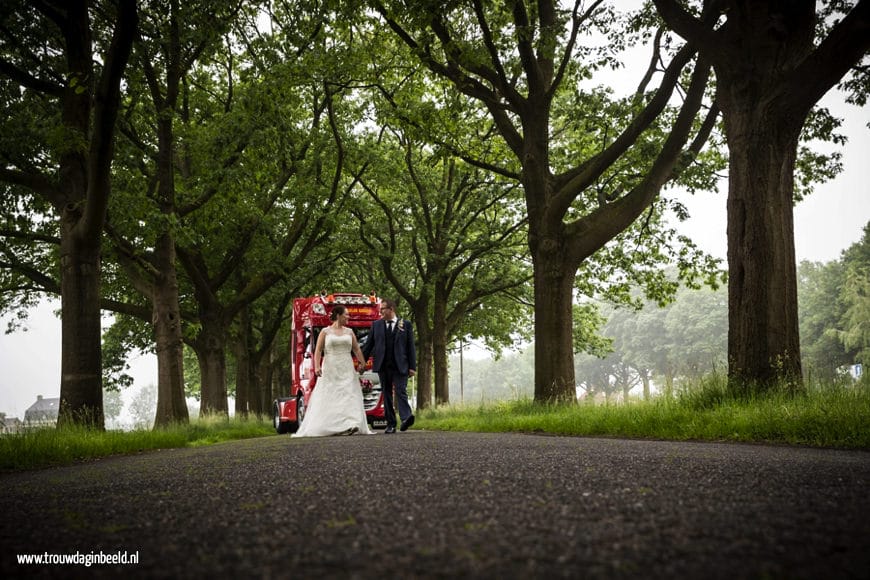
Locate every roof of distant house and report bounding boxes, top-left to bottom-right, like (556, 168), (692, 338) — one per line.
(25, 395), (60, 420)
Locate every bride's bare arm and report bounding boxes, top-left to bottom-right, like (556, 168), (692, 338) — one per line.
(351, 333), (366, 367)
(313, 330), (327, 376)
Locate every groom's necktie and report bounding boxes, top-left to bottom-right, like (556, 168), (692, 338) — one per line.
(387, 321), (393, 334)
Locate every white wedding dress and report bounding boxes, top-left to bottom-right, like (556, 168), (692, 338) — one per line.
(293, 330), (374, 437)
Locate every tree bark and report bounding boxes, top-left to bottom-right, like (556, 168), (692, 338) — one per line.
(59, 216), (104, 427)
(194, 315), (229, 416)
(233, 305), (252, 416)
(531, 247), (577, 402)
(433, 284), (449, 405)
(54, 0), (137, 428)
(412, 302), (433, 410)
(152, 232), (189, 426)
(724, 112), (803, 390)
(653, 0), (870, 392)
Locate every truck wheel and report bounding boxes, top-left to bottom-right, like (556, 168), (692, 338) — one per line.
(294, 392), (306, 431)
(273, 401), (290, 435)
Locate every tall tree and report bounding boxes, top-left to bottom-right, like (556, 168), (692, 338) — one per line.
(797, 259), (853, 380)
(352, 127), (532, 408)
(371, 0), (718, 402)
(839, 222), (870, 369)
(0, 0), (137, 427)
(106, 0), (261, 425)
(654, 0), (870, 392)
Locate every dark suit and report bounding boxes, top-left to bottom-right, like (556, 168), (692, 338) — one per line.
(362, 317), (416, 429)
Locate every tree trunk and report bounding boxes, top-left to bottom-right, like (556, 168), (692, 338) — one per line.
(641, 370), (651, 401)
(724, 112), (803, 392)
(254, 353), (272, 416)
(652, 0), (870, 392)
(234, 306), (251, 416)
(433, 288), (449, 405)
(233, 344), (251, 417)
(532, 251), (577, 402)
(415, 341), (433, 411)
(53, 0), (136, 428)
(412, 303), (433, 410)
(152, 232), (189, 427)
(664, 372), (674, 398)
(58, 219), (104, 428)
(194, 316), (229, 416)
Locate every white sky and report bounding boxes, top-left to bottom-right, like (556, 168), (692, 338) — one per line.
(1, 22), (868, 421)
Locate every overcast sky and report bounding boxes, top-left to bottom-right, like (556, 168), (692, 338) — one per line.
(1, 29), (868, 421)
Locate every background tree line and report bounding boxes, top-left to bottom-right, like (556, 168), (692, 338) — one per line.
(1, 1), (867, 428)
(451, 222), (870, 404)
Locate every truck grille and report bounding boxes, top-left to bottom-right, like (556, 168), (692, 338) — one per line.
(360, 372), (381, 411)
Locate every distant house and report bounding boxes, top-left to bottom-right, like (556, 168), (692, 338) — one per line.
(24, 395), (59, 428)
(0, 412), (23, 435)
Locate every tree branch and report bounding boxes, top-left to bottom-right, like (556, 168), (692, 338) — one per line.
(564, 56), (713, 265)
(552, 41), (697, 217)
(81, 0), (138, 239)
(786, 0), (870, 117)
(0, 168), (63, 206)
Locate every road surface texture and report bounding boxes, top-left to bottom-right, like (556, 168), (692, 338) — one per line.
(1, 431), (869, 579)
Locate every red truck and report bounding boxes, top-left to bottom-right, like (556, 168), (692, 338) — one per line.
(272, 292), (387, 433)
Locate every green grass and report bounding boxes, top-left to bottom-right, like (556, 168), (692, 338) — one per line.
(419, 378), (870, 449)
(2, 380), (867, 473)
(0, 414), (275, 472)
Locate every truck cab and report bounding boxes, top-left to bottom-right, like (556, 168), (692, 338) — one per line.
(272, 292), (387, 433)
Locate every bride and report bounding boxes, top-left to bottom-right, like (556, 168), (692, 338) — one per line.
(293, 305), (374, 437)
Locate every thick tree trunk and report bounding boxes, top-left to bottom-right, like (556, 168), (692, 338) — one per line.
(58, 220), (104, 428)
(233, 345), (251, 417)
(532, 252), (577, 402)
(433, 336), (449, 405)
(254, 353), (271, 416)
(415, 341), (433, 411)
(234, 306), (251, 416)
(194, 316), (229, 416)
(652, 0), (870, 392)
(53, 0), (136, 428)
(152, 232), (188, 427)
(411, 303), (433, 410)
(724, 113), (803, 392)
(433, 290), (449, 405)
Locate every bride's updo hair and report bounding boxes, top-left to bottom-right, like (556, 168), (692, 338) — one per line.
(330, 305), (347, 321)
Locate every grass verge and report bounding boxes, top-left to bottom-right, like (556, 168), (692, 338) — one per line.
(0, 414), (275, 472)
(418, 380), (870, 450)
(3, 381), (867, 473)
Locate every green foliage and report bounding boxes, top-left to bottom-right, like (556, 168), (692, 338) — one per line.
(572, 302), (612, 356)
(102, 389), (124, 424)
(348, 98), (533, 360)
(573, 281), (728, 401)
(799, 222), (870, 376)
(3, 0), (863, 419)
(102, 315), (153, 391)
(841, 266), (870, 364)
(449, 345), (536, 404)
(798, 259), (853, 379)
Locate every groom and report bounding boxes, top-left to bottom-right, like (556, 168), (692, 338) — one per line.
(362, 297), (416, 434)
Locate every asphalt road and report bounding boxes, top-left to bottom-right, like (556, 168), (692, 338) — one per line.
(1, 431), (869, 579)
